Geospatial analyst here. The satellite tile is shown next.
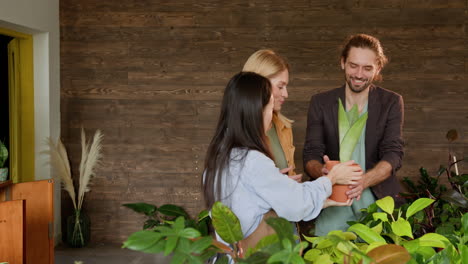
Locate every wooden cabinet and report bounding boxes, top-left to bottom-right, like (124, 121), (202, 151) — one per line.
(0, 179), (54, 264)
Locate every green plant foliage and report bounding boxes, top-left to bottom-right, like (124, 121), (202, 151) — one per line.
(391, 218), (413, 239)
(158, 204), (190, 218)
(406, 198), (434, 219)
(122, 203), (157, 216)
(347, 224), (386, 244)
(123, 198), (467, 263)
(211, 201), (244, 244)
(0, 140), (8, 168)
(265, 217), (296, 245)
(337, 99), (368, 162)
(375, 196), (394, 215)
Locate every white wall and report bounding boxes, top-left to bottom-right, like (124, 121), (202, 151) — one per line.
(0, 0), (61, 244)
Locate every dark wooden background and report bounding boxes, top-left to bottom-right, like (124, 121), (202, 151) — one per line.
(60, 0), (468, 243)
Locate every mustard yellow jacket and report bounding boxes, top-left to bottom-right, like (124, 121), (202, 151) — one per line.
(272, 112), (296, 176)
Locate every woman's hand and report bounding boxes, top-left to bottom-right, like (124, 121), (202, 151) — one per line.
(288, 174), (302, 183)
(323, 198), (353, 208)
(326, 160), (363, 185)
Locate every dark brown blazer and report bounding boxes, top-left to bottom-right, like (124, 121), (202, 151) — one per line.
(303, 85), (404, 202)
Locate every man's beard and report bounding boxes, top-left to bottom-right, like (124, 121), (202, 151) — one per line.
(345, 75), (373, 93)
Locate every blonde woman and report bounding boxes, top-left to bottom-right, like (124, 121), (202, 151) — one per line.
(242, 50), (299, 181)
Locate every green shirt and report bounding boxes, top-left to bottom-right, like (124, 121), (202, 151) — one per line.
(314, 103), (376, 236)
(267, 123), (288, 170)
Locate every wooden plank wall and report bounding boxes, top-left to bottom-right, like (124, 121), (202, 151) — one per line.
(60, 0), (468, 243)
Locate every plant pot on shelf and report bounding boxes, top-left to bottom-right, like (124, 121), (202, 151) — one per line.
(66, 209), (90, 248)
(326, 161), (362, 203)
(0, 168), (8, 182)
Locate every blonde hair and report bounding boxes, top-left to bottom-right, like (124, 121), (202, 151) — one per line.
(242, 49), (290, 79)
(242, 49), (293, 126)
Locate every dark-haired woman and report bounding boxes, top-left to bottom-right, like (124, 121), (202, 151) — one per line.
(202, 72), (362, 252)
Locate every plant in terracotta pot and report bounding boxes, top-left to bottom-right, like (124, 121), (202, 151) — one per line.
(0, 140), (9, 182)
(328, 99), (367, 202)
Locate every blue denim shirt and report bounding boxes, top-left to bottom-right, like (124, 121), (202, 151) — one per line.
(214, 149), (332, 239)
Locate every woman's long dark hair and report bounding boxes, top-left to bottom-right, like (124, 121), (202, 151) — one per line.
(203, 72), (273, 208)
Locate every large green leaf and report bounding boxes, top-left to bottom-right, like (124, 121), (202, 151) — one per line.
(406, 198), (434, 219)
(211, 201), (243, 244)
(376, 196), (394, 215)
(366, 244), (411, 264)
(158, 204), (189, 218)
(340, 112), (368, 162)
(373, 212), (389, 222)
(122, 230), (163, 251)
(122, 203), (157, 216)
(462, 212), (468, 235)
(265, 217), (295, 245)
(164, 235), (179, 256)
(303, 248), (321, 262)
(347, 224), (386, 244)
(190, 236), (213, 254)
(392, 217), (413, 238)
(348, 104), (359, 125)
(338, 98), (349, 145)
(241, 252), (271, 264)
(179, 227), (201, 239)
(246, 233), (279, 257)
(391, 218), (413, 239)
(416, 233), (450, 249)
(460, 245), (468, 264)
(198, 210), (210, 222)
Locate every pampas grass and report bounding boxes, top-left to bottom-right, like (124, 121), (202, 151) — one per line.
(46, 128), (103, 211)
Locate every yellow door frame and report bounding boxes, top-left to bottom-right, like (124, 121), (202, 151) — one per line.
(1, 27), (34, 183)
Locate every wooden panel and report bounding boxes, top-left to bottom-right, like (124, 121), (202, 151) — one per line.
(60, 0), (468, 243)
(0, 199), (24, 264)
(10, 180), (54, 264)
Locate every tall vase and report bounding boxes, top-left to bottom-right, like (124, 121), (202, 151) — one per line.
(66, 210), (90, 247)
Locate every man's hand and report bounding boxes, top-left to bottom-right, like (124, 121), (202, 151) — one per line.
(347, 180), (364, 200)
(321, 155), (330, 175)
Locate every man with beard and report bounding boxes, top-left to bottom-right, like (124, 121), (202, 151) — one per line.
(303, 34), (404, 235)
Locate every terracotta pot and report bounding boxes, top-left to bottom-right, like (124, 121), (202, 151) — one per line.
(326, 161), (361, 203)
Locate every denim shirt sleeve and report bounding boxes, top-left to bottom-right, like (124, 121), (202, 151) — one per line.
(242, 151), (332, 222)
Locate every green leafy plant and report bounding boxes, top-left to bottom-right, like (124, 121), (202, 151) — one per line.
(123, 202), (211, 236)
(342, 196), (453, 263)
(124, 201), (309, 263)
(0, 140), (8, 168)
(125, 199), (444, 264)
(401, 129), (467, 238)
(338, 99), (368, 162)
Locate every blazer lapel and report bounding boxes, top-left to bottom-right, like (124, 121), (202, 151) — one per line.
(365, 85), (381, 167)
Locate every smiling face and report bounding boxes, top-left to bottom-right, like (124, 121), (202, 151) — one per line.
(268, 69), (289, 112)
(341, 47), (381, 93)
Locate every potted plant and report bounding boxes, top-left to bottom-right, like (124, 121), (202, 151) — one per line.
(328, 99), (367, 202)
(0, 140), (8, 182)
(45, 128), (103, 247)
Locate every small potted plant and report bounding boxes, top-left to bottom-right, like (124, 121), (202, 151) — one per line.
(328, 99), (367, 202)
(0, 140), (8, 182)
